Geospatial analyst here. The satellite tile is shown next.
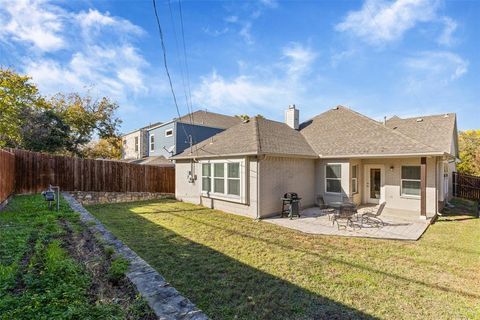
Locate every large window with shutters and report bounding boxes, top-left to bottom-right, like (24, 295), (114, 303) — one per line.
(200, 160), (244, 201)
(401, 166), (421, 197)
(325, 164), (342, 193)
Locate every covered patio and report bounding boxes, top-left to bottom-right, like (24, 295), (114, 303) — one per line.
(263, 205), (434, 240)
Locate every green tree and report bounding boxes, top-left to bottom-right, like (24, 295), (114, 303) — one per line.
(83, 137), (122, 160)
(457, 130), (480, 176)
(20, 109), (72, 153)
(0, 68), (44, 147)
(50, 93), (122, 156)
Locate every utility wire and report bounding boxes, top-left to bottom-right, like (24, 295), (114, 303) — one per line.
(178, 0), (195, 121)
(152, 0), (190, 143)
(167, 0), (194, 126)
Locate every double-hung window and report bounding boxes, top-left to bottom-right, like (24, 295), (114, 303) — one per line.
(134, 137), (139, 152)
(150, 135), (155, 152)
(201, 161), (243, 199)
(227, 163), (240, 196)
(213, 163), (225, 193)
(401, 166), (421, 197)
(202, 163), (211, 192)
(326, 164), (342, 193)
(351, 165), (358, 194)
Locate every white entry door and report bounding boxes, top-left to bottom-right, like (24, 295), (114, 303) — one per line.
(364, 165), (384, 204)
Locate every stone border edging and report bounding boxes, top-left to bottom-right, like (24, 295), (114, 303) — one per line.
(62, 192), (209, 320)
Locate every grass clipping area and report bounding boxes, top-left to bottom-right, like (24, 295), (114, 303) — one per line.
(0, 195), (155, 320)
(87, 198), (480, 320)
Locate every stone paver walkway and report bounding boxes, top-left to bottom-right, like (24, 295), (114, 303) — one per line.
(263, 205), (433, 240)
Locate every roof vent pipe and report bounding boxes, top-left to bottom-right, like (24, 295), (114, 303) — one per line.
(285, 104), (299, 130)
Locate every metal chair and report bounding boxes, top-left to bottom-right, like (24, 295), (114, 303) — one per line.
(361, 202), (386, 226)
(333, 205), (358, 230)
(316, 196), (335, 219)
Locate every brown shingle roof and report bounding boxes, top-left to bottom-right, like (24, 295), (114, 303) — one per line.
(173, 116), (317, 159)
(176, 110), (242, 129)
(299, 106), (439, 157)
(385, 113), (457, 155)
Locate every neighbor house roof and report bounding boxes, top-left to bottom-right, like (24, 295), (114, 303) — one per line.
(121, 121), (163, 137)
(385, 113), (457, 156)
(176, 110), (243, 129)
(299, 106), (440, 158)
(173, 116), (317, 159)
(124, 156), (174, 167)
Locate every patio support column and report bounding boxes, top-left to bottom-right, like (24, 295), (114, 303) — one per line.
(420, 157), (427, 217)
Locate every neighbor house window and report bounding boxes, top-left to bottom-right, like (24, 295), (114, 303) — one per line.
(123, 139), (127, 146)
(326, 164), (342, 193)
(401, 166), (421, 197)
(201, 161), (243, 199)
(150, 135), (155, 152)
(351, 165), (358, 194)
(202, 163), (211, 192)
(134, 137), (139, 152)
(165, 129), (173, 137)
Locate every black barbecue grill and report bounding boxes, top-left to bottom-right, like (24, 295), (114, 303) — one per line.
(281, 192), (302, 219)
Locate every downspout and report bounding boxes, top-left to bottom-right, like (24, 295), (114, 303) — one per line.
(255, 155), (265, 220)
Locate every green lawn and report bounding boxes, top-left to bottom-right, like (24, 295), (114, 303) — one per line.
(87, 198), (480, 319)
(0, 195), (153, 320)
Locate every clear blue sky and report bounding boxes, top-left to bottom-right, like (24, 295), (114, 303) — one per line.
(1, 0), (478, 133)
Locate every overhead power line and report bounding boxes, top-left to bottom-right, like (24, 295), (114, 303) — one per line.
(167, 0), (194, 125)
(151, 0), (190, 143)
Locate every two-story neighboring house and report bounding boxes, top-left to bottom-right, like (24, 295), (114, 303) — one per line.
(121, 122), (162, 160)
(146, 110), (242, 158)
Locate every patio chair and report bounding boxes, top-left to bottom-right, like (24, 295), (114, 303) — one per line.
(316, 196), (335, 219)
(361, 202), (386, 226)
(333, 205), (358, 230)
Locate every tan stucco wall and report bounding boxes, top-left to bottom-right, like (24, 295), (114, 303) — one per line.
(315, 157), (443, 214)
(122, 131), (142, 160)
(315, 159), (351, 204)
(259, 156), (315, 218)
(175, 157), (259, 219)
(362, 157), (437, 214)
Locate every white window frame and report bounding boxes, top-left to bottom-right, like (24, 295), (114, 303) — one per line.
(401, 165), (421, 198)
(200, 159), (245, 203)
(134, 136), (139, 152)
(165, 129), (173, 137)
(201, 163), (211, 192)
(351, 164), (358, 194)
(150, 134), (155, 152)
(325, 163), (342, 194)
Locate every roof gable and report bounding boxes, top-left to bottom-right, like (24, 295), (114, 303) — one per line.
(173, 117), (316, 159)
(176, 110), (242, 129)
(385, 113), (457, 155)
(300, 106), (437, 157)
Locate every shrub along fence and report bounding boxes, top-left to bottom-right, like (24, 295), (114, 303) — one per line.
(3, 149), (175, 195)
(0, 150), (15, 204)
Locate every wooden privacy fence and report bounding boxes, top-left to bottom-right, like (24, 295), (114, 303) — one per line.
(453, 172), (480, 200)
(6, 149), (175, 194)
(0, 150), (15, 203)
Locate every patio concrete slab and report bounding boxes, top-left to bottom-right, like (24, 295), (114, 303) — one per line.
(262, 205), (434, 240)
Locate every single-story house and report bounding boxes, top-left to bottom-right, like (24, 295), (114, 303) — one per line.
(173, 105), (458, 219)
